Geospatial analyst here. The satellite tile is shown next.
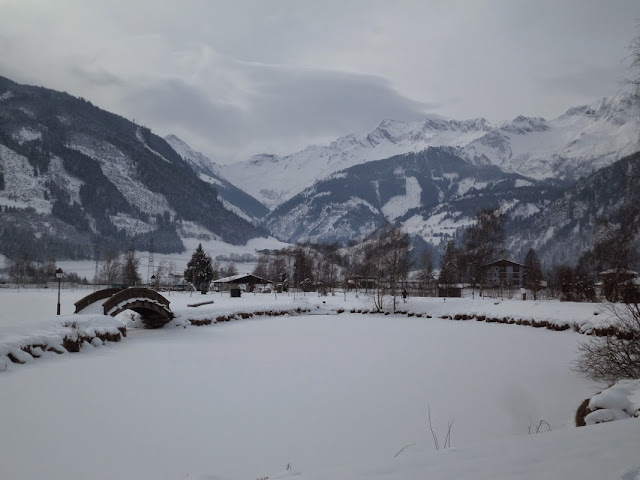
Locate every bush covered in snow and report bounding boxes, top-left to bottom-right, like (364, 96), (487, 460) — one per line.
(573, 302), (640, 383)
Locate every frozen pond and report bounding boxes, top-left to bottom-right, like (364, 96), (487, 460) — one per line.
(0, 311), (594, 479)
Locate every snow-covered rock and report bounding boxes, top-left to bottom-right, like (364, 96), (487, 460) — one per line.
(585, 379), (640, 425)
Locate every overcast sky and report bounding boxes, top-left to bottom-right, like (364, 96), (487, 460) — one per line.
(1, 0), (639, 163)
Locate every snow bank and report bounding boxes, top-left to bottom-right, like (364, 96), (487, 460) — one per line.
(0, 314), (126, 370)
(584, 380), (640, 425)
(173, 301), (318, 327)
(146, 292), (625, 338)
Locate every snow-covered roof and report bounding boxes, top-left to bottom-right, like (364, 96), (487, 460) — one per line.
(599, 269), (638, 276)
(212, 274), (270, 284)
(484, 258), (527, 267)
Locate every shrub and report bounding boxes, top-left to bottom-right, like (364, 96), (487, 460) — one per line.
(572, 302), (640, 383)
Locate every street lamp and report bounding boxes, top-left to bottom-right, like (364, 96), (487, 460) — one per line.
(55, 268), (63, 315)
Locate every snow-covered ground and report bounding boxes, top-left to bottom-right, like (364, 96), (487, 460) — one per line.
(0, 289), (638, 479)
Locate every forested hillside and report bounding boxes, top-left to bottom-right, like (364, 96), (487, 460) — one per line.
(0, 75), (264, 261)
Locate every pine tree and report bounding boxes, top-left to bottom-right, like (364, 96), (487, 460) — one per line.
(184, 243), (214, 293)
(121, 248), (140, 287)
(439, 240), (460, 286)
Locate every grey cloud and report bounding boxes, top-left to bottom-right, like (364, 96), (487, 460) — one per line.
(121, 65), (438, 162)
(3, 0), (639, 162)
(70, 66), (126, 88)
(536, 65), (628, 98)
(249, 66), (439, 127)
(121, 77), (245, 143)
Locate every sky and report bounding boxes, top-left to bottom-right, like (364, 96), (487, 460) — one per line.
(0, 0), (639, 164)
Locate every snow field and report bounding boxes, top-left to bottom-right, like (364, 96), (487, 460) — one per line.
(1, 314), (592, 478)
(1, 289), (638, 479)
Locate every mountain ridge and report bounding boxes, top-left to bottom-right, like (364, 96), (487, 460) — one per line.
(221, 92), (639, 210)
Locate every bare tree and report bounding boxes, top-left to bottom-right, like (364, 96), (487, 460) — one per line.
(224, 262), (238, 278)
(211, 260), (221, 281)
(415, 249), (434, 296)
(8, 255), (33, 285)
(462, 209), (506, 295)
(573, 301), (640, 382)
(364, 225), (411, 312)
(98, 251), (122, 286)
(154, 259), (169, 288)
(252, 253), (269, 279)
(524, 248), (544, 300)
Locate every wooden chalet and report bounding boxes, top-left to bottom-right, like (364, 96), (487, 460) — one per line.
(211, 274), (271, 294)
(484, 259), (526, 288)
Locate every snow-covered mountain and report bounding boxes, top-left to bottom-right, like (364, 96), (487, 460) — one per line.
(266, 147), (564, 246)
(221, 118), (494, 210)
(164, 135), (269, 222)
(222, 93), (639, 210)
(508, 150), (640, 267)
(469, 93), (640, 180)
(0, 75), (264, 261)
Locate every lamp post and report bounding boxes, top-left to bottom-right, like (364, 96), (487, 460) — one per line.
(55, 268), (63, 315)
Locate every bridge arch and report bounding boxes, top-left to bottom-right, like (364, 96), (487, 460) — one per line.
(75, 287), (174, 328)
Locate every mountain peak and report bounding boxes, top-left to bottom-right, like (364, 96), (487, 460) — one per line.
(221, 92), (640, 209)
(560, 92), (638, 125)
(501, 116), (549, 134)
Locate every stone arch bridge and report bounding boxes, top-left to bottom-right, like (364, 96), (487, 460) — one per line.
(74, 287), (174, 328)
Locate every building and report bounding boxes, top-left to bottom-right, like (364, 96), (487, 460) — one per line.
(599, 269), (640, 302)
(437, 284), (463, 298)
(211, 274), (271, 293)
(484, 259), (526, 288)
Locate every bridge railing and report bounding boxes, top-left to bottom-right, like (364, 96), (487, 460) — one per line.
(102, 287), (171, 315)
(74, 288), (123, 313)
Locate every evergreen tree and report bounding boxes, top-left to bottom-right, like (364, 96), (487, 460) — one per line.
(184, 243), (214, 293)
(439, 240), (460, 286)
(121, 248), (140, 287)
